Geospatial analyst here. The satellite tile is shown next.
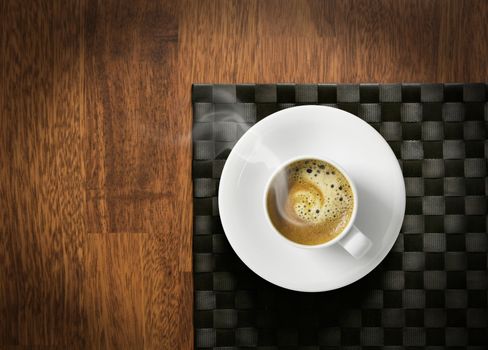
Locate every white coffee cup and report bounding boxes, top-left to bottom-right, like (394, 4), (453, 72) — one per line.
(263, 155), (372, 259)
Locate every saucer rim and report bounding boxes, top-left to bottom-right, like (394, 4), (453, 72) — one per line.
(218, 105), (406, 292)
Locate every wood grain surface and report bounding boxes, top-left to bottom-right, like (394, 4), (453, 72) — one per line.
(1, 0), (487, 348)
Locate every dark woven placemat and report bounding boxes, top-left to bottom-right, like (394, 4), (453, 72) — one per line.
(192, 84), (488, 349)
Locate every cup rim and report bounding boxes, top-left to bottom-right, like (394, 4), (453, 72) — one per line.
(263, 155), (358, 249)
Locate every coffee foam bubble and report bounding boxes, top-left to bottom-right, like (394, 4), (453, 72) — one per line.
(266, 159), (354, 245)
(287, 160), (353, 225)
(268, 159), (352, 226)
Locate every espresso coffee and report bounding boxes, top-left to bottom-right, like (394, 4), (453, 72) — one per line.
(266, 159), (354, 245)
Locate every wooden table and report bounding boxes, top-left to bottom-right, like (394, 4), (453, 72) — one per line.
(1, 0), (487, 348)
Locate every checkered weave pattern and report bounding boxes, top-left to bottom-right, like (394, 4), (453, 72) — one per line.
(192, 84), (488, 349)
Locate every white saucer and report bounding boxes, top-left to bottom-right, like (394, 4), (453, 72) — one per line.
(218, 105), (406, 292)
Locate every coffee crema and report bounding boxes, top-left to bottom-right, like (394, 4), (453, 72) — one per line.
(266, 159), (354, 245)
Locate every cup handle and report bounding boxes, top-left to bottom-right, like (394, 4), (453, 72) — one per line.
(338, 225), (372, 259)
